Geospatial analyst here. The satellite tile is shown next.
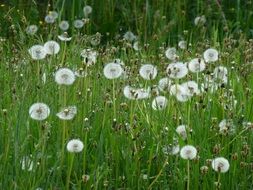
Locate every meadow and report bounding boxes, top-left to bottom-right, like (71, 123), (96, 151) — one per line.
(0, 0), (253, 189)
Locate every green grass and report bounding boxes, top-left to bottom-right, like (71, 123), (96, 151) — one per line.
(0, 0), (253, 189)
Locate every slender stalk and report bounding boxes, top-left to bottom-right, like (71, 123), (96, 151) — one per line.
(187, 160), (190, 190)
(66, 154), (74, 190)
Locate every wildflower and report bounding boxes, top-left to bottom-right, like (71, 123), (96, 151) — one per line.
(158, 77), (172, 92)
(29, 103), (50, 121)
(162, 144), (180, 155)
(166, 62), (188, 79)
(181, 81), (200, 96)
(44, 14), (55, 24)
(213, 66), (228, 84)
(176, 125), (188, 140)
(194, 15), (206, 26)
(49, 11), (58, 19)
(188, 58), (206, 73)
(44, 40), (60, 55)
(81, 49), (97, 66)
(180, 145), (197, 160)
(170, 84), (190, 102)
(133, 41), (140, 51)
(28, 45), (47, 60)
(59, 20), (69, 31)
(103, 62), (123, 79)
(73, 19), (84, 29)
(178, 40), (187, 49)
(26, 25), (38, 35)
(21, 156), (34, 171)
(82, 174), (90, 183)
(165, 47), (177, 61)
(67, 139), (84, 153)
(152, 96), (168, 110)
(123, 31), (136, 42)
(211, 157), (230, 173)
(139, 64), (157, 80)
(56, 106), (77, 120)
(83, 5), (92, 17)
(55, 68), (76, 85)
(58, 33), (72, 41)
(123, 85), (151, 100)
(201, 75), (218, 93)
(203, 48), (219, 63)
(219, 119), (235, 135)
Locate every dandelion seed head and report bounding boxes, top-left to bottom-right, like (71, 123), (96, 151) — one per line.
(103, 62), (123, 79)
(180, 145), (197, 160)
(59, 20), (69, 31)
(166, 62), (188, 79)
(211, 157), (230, 173)
(44, 40), (60, 55)
(67, 139), (84, 153)
(55, 68), (76, 85)
(28, 45), (47, 60)
(29, 103), (50, 121)
(204, 48), (219, 62)
(139, 64), (157, 80)
(152, 96), (168, 110)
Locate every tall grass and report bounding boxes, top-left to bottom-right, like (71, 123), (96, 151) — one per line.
(0, 0), (253, 190)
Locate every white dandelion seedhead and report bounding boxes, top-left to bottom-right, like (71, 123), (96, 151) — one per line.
(151, 96), (168, 110)
(203, 48), (219, 63)
(28, 45), (47, 60)
(158, 77), (172, 92)
(83, 5), (93, 17)
(44, 40), (60, 55)
(176, 125), (188, 140)
(67, 139), (84, 153)
(165, 47), (178, 61)
(178, 40), (187, 49)
(211, 157), (230, 173)
(21, 156), (34, 171)
(139, 64), (158, 80)
(194, 15), (206, 26)
(123, 85), (151, 100)
(55, 68), (76, 85)
(166, 62), (188, 79)
(49, 11), (58, 19)
(188, 58), (206, 73)
(81, 49), (97, 66)
(181, 81), (200, 96)
(29, 103), (50, 121)
(56, 106), (77, 120)
(162, 144), (180, 155)
(26, 25), (38, 35)
(218, 119), (235, 135)
(123, 31), (137, 42)
(133, 41), (140, 51)
(59, 20), (70, 31)
(180, 145), (197, 160)
(170, 84), (191, 102)
(58, 33), (72, 41)
(44, 14), (55, 24)
(213, 66), (228, 82)
(73, 19), (85, 29)
(103, 62), (123, 79)
(201, 75), (218, 93)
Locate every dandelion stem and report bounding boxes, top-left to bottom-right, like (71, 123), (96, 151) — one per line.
(187, 160), (190, 190)
(66, 154), (74, 190)
(112, 79), (116, 119)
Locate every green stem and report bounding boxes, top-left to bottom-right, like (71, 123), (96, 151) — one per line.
(187, 160), (190, 190)
(66, 154), (74, 190)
